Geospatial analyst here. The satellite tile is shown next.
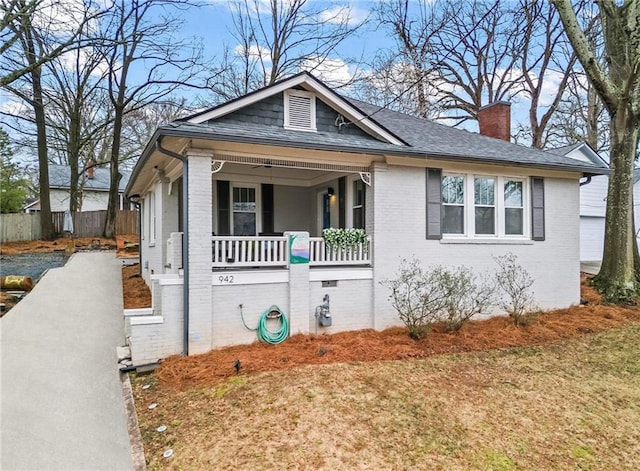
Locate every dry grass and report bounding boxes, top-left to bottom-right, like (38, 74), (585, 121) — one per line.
(132, 323), (640, 470)
(131, 274), (640, 470)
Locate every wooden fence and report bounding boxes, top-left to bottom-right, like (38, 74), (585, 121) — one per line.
(0, 209), (139, 243)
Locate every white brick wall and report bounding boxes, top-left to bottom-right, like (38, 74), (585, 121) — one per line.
(127, 283), (183, 365)
(211, 282), (289, 347)
(371, 165), (581, 329)
(309, 279), (373, 334)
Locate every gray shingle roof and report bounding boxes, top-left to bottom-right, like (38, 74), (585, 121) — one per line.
(49, 164), (130, 192)
(546, 142), (585, 156)
(133, 71), (609, 186)
(343, 98), (605, 171)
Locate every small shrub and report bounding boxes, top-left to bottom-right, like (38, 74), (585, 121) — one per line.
(382, 258), (447, 339)
(383, 260), (493, 338)
(494, 253), (537, 326)
(435, 265), (495, 332)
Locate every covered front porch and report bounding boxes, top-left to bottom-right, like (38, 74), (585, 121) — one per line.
(125, 147), (380, 365)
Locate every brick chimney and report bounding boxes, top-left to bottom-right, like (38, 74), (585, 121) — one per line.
(87, 160), (95, 179)
(478, 101), (511, 142)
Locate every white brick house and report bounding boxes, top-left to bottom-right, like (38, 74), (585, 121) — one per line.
(123, 72), (609, 365)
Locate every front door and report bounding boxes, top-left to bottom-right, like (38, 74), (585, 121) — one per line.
(317, 191), (331, 235)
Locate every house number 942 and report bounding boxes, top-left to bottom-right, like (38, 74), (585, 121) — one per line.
(218, 275), (234, 284)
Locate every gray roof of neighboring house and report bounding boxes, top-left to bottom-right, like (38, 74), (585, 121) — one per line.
(49, 164), (130, 192)
(546, 142), (585, 156)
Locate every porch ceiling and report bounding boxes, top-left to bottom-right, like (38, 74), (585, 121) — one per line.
(214, 162), (338, 187)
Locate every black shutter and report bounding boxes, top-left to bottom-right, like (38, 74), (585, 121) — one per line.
(261, 183), (274, 234)
(338, 176), (346, 228)
(217, 180), (230, 236)
(426, 168), (442, 239)
(531, 177), (545, 241)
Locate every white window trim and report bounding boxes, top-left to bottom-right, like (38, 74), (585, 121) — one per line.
(284, 89), (317, 132)
(346, 174), (366, 229)
(230, 182), (262, 236)
(442, 173), (466, 235)
(148, 186), (158, 246)
(442, 172), (530, 240)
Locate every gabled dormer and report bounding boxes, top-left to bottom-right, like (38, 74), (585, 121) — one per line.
(180, 71), (406, 146)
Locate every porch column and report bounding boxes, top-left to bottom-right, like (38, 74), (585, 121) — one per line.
(370, 162), (390, 330)
(285, 231), (311, 335)
(186, 152), (213, 354)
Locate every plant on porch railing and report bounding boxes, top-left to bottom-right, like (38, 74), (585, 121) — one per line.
(322, 228), (368, 251)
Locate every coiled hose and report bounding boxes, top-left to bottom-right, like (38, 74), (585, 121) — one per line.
(239, 304), (289, 344)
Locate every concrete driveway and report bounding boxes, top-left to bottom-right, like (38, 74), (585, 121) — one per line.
(1, 252), (133, 471)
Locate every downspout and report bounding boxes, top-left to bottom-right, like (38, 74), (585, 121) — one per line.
(579, 176), (592, 186)
(155, 137), (190, 357)
(125, 198), (142, 275)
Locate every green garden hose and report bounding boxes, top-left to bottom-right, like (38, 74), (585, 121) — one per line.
(239, 304), (289, 344)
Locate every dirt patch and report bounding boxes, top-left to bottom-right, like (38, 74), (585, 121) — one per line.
(122, 264), (152, 309)
(155, 274), (640, 391)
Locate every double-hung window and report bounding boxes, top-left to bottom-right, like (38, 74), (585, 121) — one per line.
(474, 177), (496, 235)
(442, 175), (465, 234)
(441, 173), (528, 238)
(352, 179), (366, 229)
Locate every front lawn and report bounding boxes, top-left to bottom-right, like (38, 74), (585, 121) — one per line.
(132, 322), (640, 470)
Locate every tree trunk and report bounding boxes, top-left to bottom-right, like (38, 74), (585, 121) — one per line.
(593, 107), (639, 300)
(22, 16), (54, 239)
(104, 107), (123, 238)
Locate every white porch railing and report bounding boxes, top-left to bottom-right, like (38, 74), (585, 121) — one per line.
(309, 236), (371, 266)
(212, 235), (372, 268)
(212, 236), (288, 268)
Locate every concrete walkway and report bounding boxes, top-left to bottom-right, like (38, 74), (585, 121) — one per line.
(1, 252), (133, 471)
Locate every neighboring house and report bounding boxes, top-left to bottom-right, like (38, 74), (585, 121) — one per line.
(24, 164), (131, 213)
(123, 71), (609, 365)
(551, 143), (640, 262)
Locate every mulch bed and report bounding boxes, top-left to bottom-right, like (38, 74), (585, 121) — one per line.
(155, 274), (640, 391)
(122, 264), (152, 309)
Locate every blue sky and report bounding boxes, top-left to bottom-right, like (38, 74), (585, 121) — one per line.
(0, 0), (566, 151)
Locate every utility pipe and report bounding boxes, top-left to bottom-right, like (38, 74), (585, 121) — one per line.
(155, 137), (190, 357)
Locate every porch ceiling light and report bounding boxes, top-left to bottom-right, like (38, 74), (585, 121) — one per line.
(327, 187), (335, 196)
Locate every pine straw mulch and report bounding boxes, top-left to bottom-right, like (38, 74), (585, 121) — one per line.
(156, 274), (640, 391)
(0, 234), (138, 256)
(122, 264), (152, 309)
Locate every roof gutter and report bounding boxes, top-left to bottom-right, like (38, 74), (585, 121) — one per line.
(154, 136), (190, 358)
(156, 125), (612, 177)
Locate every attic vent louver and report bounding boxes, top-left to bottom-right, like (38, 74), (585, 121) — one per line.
(284, 90), (316, 131)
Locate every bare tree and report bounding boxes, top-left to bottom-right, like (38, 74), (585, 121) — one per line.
(517, 0), (578, 149)
(429, 0), (527, 126)
(99, 0), (204, 238)
(208, 0), (363, 99)
(0, 0), (99, 87)
(554, 0), (640, 301)
(3, 1), (58, 238)
(368, 0), (449, 118)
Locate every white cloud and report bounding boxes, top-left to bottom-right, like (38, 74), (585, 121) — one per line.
(56, 47), (112, 78)
(234, 44), (272, 62)
(319, 5), (367, 26)
(0, 93), (30, 117)
(299, 57), (353, 88)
